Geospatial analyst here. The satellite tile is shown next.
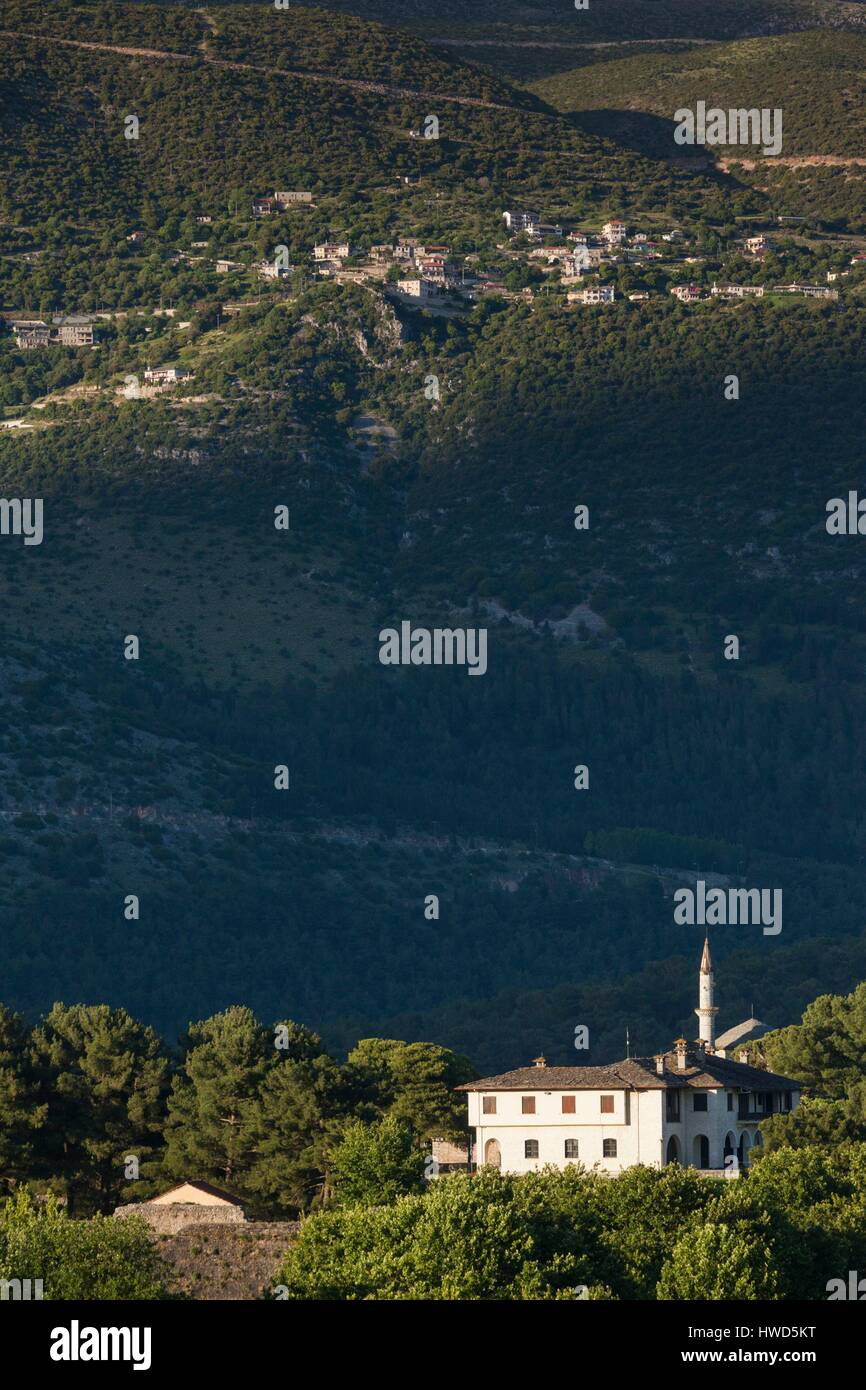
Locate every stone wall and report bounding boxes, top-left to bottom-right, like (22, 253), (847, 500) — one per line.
(154, 1221), (300, 1300)
(114, 1201), (245, 1234)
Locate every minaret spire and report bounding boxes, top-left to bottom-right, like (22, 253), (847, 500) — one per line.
(695, 936), (718, 1049)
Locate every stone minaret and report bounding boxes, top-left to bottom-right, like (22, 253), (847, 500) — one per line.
(695, 936), (718, 1049)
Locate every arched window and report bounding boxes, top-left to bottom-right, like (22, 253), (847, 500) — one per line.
(602, 1139), (617, 1158)
(738, 1131), (751, 1170)
(666, 1136), (680, 1165)
(484, 1138), (501, 1169)
(693, 1134), (710, 1168)
(564, 1139), (579, 1160)
(524, 1139), (539, 1159)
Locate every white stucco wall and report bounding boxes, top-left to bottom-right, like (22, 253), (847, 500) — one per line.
(468, 1087), (654, 1174)
(467, 1083), (798, 1175)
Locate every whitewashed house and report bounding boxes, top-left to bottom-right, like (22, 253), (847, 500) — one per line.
(571, 284), (615, 305)
(259, 258), (292, 280)
(671, 284), (703, 302)
(396, 278), (439, 299)
(711, 282), (765, 299)
(393, 239), (419, 260)
(313, 242), (350, 261)
(459, 941), (799, 1175)
(603, 218), (627, 244)
(781, 283), (839, 300)
(503, 210), (540, 237)
(565, 246), (602, 276)
(143, 365), (191, 387)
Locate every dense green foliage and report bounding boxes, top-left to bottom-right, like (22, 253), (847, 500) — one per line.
(329, 1114), (425, 1205)
(273, 1145), (866, 1299)
(755, 980), (866, 1151)
(534, 32), (866, 160)
(0, 1188), (169, 1299)
(29, 1003), (169, 1215)
(533, 31), (866, 219)
(0, 1003), (472, 1216)
(168, 0), (866, 46)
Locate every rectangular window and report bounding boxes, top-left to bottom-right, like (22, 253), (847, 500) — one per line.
(602, 1139), (617, 1158)
(600, 1095), (615, 1114)
(482, 1096), (496, 1115)
(524, 1139), (539, 1159)
(665, 1091), (680, 1122)
(521, 1096), (536, 1115)
(564, 1139), (579, 1159)
(693, 1094), (708, 1112)
(727, 1093), (734, 1111)
(561, 1096), (576, 1114)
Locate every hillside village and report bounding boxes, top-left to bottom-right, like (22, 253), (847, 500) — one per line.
(3, 194), (864, 421)
(4, 199), (862, 358)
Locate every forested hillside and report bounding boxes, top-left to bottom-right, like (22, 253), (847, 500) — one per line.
(138, 0), (866, 42)
(532, 32), (866, 217)
(1, 1), (864, 1067)
(534, 32), (866, 158)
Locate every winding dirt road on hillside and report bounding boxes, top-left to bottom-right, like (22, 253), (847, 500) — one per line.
(0, 29), (520, 112)
(429, 38), (715, 49)
(0, 798), (729, 889)
(717, 155), (866, 170)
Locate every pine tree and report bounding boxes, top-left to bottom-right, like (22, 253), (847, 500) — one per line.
(163, 1006), (271, 1192)
(0, 1006), (46, 1194)
(29, 1003), (169, 1215)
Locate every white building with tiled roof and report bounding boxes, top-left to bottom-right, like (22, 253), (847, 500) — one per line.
(459, 941), (799, 1176)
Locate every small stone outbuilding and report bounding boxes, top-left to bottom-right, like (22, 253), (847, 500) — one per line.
(114, 1180), (246, 1233)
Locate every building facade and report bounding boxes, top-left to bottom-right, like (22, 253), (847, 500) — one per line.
(12, 317), (95, 349)
(313, 242), (350, 261)
(574, 284), (615, 305)
(459, 941), (799, 1176)
(503, 210), (540, 236)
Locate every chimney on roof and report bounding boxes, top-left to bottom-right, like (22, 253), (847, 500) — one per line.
(655, 1055), (665, 1076)
(533, 1055), (547, 1068)
(674, 1038), (688, 1072)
